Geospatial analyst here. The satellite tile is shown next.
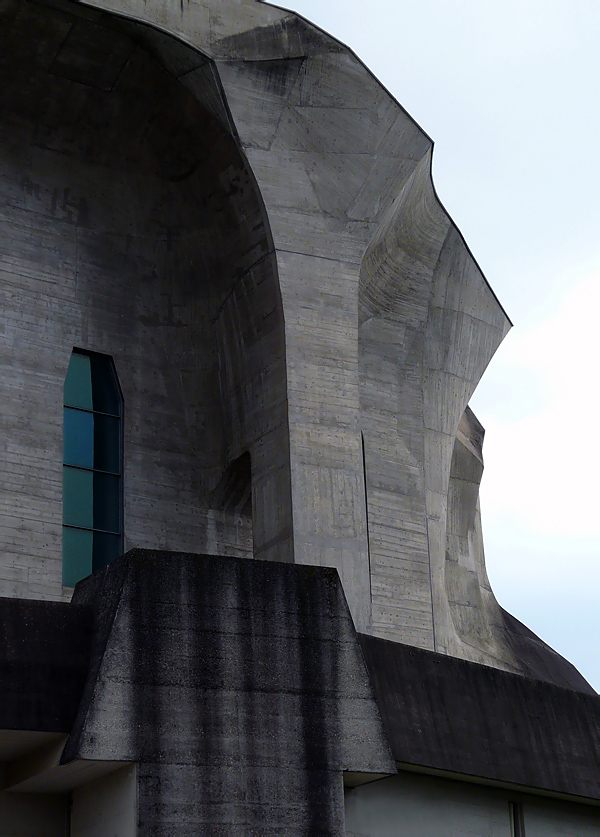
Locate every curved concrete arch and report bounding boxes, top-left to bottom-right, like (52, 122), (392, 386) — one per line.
(0, 0), (530, 640)
(60, 0), (429, 628)
(0, 0), (293, 599)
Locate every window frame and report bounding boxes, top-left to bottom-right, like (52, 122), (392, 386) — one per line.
(62, 348), (124, 586)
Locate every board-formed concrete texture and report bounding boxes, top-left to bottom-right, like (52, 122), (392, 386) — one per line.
(0, 551), (397, 834)
(357, 633), (599, 793)
(1, 0), (599, 834)
(64, 551), (396, 832)
(1, 0), (588, 685)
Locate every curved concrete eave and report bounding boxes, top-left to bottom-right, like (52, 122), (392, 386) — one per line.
(74, 0), (511, 332)
(267, 0), (512, 328)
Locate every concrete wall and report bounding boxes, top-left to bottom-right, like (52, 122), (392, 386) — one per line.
(0, 0), (291, 601)
(0, 0), (588, 687)
(0, 0), (509, 643)
(358, 154), (511, 657)
(344, 772), (600, 837)
(62, 551), (395, 835)
(71, 765), (137, 837)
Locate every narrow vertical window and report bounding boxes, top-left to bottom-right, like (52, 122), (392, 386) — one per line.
(63, 350), (123, 586)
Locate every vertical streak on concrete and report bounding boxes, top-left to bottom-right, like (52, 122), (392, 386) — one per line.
(361, 433), (374, 610)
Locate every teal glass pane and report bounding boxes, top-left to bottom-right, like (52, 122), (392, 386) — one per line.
(64, 353), (92, 410)
(93, 413), (120, 473)
(63, 408), (94, 468)
(93, 472), (120, 533)
(90, 355), (120, 415)
(62, 526), (93, 586)
(63, 467), (93, 528)
(93, 531), (122, 572)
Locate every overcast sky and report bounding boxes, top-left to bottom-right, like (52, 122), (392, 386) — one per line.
(284, 0), (600, 691)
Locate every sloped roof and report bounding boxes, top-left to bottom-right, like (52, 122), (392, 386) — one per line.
(359, 632), (600, 802)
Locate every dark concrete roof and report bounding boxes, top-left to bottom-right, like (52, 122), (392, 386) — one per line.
(0, 597), (92, 732)
(358, 633), (600, 802)
(1, 555), (598, 807)
(499, 607), (596, 694)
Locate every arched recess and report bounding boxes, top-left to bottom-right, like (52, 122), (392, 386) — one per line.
(26, 0), (441, 631)
(0, 0), (293, 600)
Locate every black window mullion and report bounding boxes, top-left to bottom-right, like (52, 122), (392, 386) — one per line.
(64, 462), (121, 477)
(63, 404), (120, 419)
(63, 523), (121, 537)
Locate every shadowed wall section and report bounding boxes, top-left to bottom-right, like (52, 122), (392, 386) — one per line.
(0, 0), (591, 690)
(0, 0), (292, 601)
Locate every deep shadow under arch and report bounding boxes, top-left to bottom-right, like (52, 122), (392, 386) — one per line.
(0, 0), (294, 592)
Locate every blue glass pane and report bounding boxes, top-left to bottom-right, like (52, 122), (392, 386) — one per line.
(64, 408), (94, 468)
(64, 353), (92, 410)
(63, 349), (122, 584)
(93, 472), (120, 533)
(90, 355), (120, 415)
(62, 526), (92, 586)
(93, 531), (122, 571)
(63, 467), (93, 528)
(93, 413), (120, 473)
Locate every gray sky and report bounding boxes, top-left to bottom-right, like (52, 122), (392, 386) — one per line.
(283, 0), (600, 691)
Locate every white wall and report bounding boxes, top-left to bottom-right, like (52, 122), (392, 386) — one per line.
(71, 765), (137, 837)
(344, 771), (600, 837)
(524, 796), (600, 836)
(345, 772), (510, 836)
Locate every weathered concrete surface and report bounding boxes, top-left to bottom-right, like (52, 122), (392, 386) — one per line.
(0, 0), (292, 605)
(359, 155), (510, 653)
(0, 551), (597, 835)
(0, 0), (589, 688)
(0, 598), (91, 732)
(359, 633), (599, 800)
(61, 550), (395, 834)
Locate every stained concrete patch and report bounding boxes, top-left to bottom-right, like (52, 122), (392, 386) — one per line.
(63, 550), (395, 833)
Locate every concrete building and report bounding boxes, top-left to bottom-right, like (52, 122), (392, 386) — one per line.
(0, 0), (598, 834)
